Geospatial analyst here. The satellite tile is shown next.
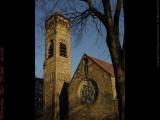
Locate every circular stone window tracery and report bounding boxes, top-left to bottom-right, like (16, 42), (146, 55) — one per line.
(79, 79), (98, 104)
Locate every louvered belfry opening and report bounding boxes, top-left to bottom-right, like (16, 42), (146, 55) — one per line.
(48, 40), (53, 58)
(60, 42), (67, 57)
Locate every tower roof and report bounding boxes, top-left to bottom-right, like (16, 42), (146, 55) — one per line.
(45, 12), (69, 23)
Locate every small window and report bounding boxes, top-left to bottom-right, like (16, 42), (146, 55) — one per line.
(60, 42), (67, 57)
(48, 40), (53, 58)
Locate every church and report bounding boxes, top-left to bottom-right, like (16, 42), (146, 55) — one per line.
(35, 12), (119, 120)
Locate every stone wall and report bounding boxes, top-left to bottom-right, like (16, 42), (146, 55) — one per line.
(68, 57), (119, 120)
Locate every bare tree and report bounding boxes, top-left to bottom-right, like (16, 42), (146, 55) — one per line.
(64, 1), (125, 119)
(36, 0), (125, 120)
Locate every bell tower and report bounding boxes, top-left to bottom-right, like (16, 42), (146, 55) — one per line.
(43, 12), (71, 120)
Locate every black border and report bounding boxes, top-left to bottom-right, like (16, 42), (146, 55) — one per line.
(4, 0), (35, 120)
(125, 0), (158, 119)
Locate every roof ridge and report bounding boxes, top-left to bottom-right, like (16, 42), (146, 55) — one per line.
(85, 54), (115, 77)
(88, 55), (112, 65)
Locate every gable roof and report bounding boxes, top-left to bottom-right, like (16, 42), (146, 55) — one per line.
(85, 54), (115, 77)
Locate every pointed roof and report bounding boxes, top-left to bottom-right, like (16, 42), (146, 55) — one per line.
(85, 54), (115, 77)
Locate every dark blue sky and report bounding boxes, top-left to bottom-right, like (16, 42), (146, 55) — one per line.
(35, 0), (124, 78)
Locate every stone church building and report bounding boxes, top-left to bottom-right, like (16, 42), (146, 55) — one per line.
(35, 12), (119, 120)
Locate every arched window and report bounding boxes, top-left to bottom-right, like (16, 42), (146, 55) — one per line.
(48, 40), (53, 58)
(60, 42), (67, 57)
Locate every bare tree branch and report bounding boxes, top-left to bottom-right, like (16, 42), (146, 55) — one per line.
(81, 0), (106, 26)
(102, 0), (113, 27)
(113, 0), (122, 39)
(90, 14), (103, 36)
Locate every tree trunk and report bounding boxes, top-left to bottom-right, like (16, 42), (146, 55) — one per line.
(105, 30), (125, 120)
(115, 66), (125, 120)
